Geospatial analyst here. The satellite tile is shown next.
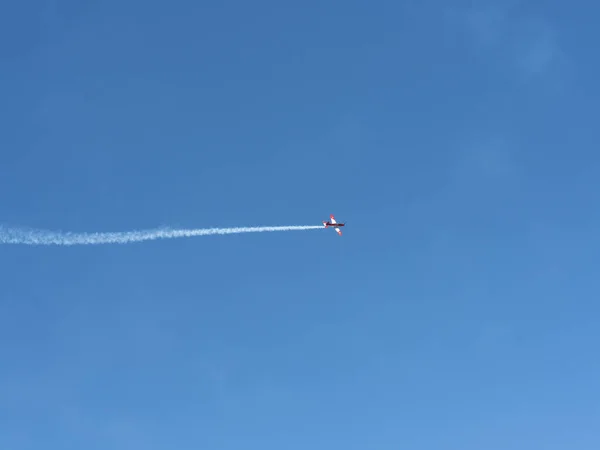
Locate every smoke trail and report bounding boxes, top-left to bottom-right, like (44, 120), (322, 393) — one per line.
(0, 225), (323, 246)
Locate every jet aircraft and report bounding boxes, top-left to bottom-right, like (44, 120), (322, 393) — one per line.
(323, 214), (345, 236)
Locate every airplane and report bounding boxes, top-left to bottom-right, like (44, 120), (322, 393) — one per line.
(323, 214), (345, 236)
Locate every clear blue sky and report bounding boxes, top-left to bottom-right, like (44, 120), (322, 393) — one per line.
(1, 0), (599, 448)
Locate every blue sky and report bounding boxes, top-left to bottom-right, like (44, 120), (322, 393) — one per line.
(1, 0), (599, 448)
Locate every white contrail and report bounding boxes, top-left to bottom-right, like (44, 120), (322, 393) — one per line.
(0, 225), (324, 246)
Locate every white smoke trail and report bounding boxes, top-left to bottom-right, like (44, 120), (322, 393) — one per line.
(0, 225), (323, 246)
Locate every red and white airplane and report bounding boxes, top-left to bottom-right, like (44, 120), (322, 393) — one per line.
(323, 214), (345, 236)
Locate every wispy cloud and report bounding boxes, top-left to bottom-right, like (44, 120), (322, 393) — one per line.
(462, 3), (510, 49)
(512, 17), (560, 77)
(449, 2), (566, 82)
(450, 134), (522, 194)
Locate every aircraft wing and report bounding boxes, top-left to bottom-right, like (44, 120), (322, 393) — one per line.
(335, 227), (342, 236)
(330, 214), (337, 224)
